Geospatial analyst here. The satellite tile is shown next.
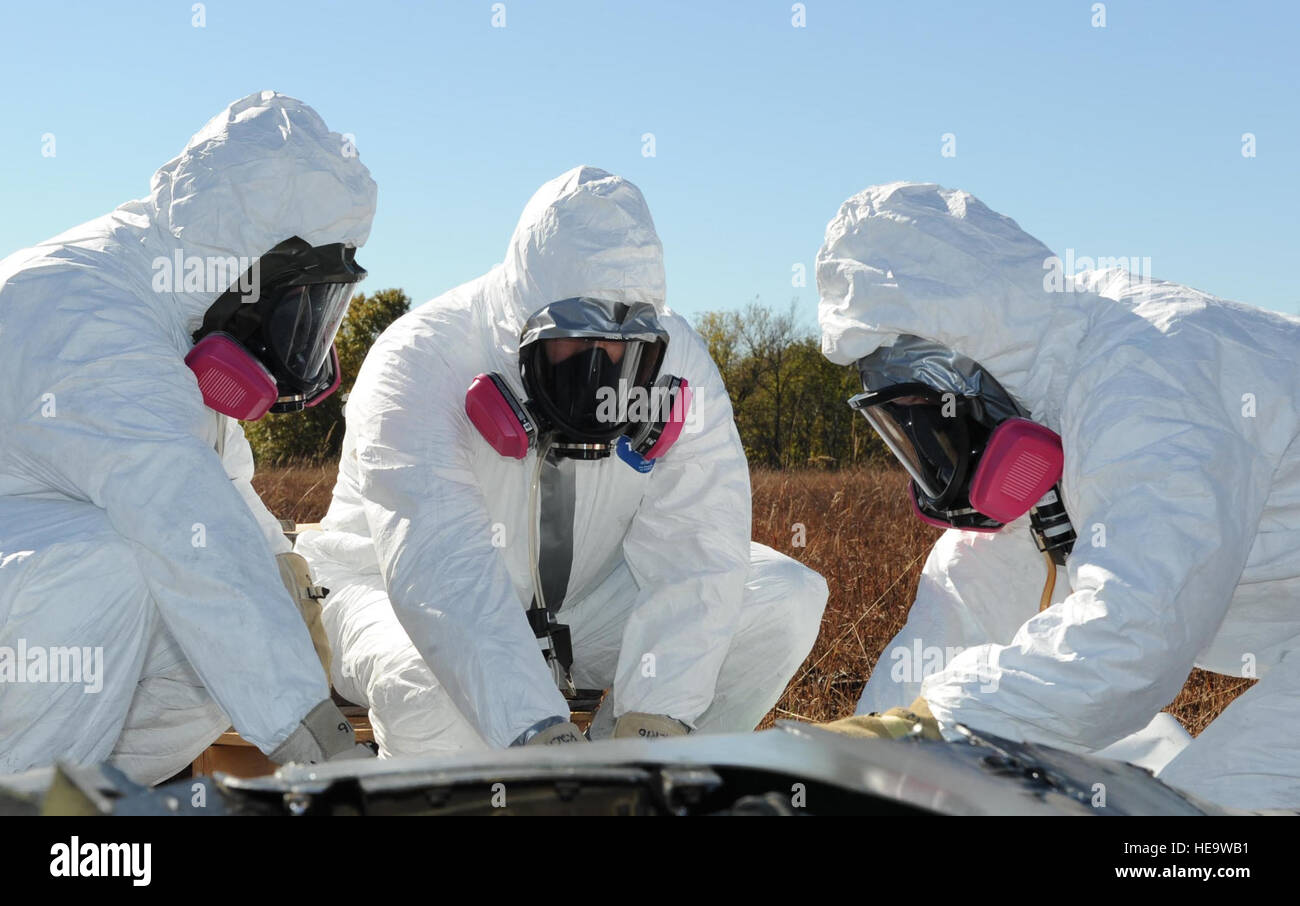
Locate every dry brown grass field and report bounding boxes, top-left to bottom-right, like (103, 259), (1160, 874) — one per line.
(254, 464), (1252, 736)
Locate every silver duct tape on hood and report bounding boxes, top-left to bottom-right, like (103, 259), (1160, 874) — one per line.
(856, 334), (1029, 424)
(520, 297), (669, 346)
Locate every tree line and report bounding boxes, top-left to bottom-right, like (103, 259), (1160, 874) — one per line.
(695, 300), (887, 469)
(246, 290), (886, 469)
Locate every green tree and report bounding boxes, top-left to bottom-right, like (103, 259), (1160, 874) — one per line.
(695, 299), (886, 469)
(244, 288), (411, 464)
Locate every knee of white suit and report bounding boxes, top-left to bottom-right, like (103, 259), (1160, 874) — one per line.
(365, 645), (487, 757)
(747, 547), (829, 660)
(1154, 653), (1300, 810)
(689, 551), (828, 734)
(783, 565), (829, 659)
(110, 671), (229, 786)
(0, 502), (158, 774)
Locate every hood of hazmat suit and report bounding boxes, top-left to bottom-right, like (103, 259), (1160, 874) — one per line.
(300, 166), (753, 749)
(819, 183), (1300, 808)
(0, 91), (377, 761)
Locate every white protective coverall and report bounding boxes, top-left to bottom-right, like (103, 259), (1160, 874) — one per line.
(820, 182), (1300, 810)
(296, 166), (828, 755)
(0, 91), (378, 783)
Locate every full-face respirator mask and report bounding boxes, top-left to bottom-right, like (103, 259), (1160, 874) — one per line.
(465, 297), (691, 463)
(849, 336), (1076, 565)
(185, 236), (367, 421)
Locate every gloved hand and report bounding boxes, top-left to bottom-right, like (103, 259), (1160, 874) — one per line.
(268, 699), (375, 765)
(612, 712), (690, 739)
(513, 716), (588, 746)
(527, 721), (588, 746)
(817, 696), (943, 741)
(276, 551), (332, 680)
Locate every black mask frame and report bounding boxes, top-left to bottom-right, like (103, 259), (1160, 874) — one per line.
(849, 381), (1003, 530)
(517, 298), (669, 457)
(193, 236), (367, 412)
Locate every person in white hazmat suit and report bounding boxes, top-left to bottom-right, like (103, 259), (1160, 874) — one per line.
(0, 91), (378, 784)
(816, 181), (1300, 810)
(295, 166), (828, 754)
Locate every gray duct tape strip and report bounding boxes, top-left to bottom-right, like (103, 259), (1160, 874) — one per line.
(520, 297), (669, 347)
(856, 334), (1029, 423)
(537, 450), (576, 612)
(214, 414), (228, 459)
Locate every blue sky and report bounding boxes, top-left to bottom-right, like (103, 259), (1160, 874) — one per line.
(2, 1), (1296, 324)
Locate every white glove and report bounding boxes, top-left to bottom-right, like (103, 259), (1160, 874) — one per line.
(612, 712), (690, 739)
(513, 717), (588, 746)
(528, 721), (587, 746)
(268, 700), (375, 765)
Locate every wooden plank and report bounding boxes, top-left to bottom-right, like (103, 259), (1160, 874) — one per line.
(193, 712), (374, 778)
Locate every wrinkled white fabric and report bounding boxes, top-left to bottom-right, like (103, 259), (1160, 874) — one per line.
(0, 91), (377, 778)
(297, 166), (827, 750)
(305, 541), (825, 756)
(856, 520), (1191, 775)
(820, 182), (1300, 809)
